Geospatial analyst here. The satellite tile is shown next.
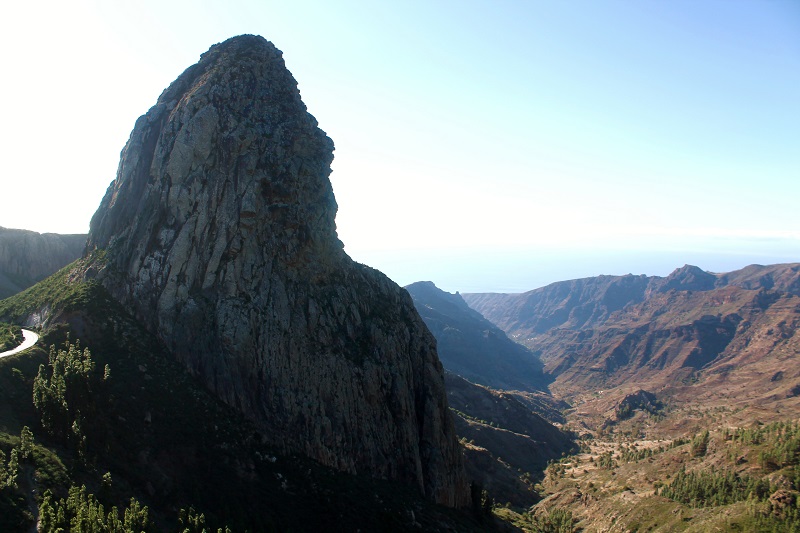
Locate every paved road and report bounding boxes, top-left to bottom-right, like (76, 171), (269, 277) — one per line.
(0, 329), (39, 358)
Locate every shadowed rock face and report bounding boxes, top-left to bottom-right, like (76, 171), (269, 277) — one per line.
(406, 281), (549, 392)
(85, 35), (467, 506)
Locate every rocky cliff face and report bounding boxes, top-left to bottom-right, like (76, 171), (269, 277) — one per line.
(84, 35), (467, 506)
(0, 227), (85, 298)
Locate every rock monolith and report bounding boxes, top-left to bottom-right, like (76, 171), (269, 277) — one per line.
(85, 35), (467, 506)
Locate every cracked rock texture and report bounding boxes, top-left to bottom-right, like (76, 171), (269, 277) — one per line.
(85, 34), (467, 506)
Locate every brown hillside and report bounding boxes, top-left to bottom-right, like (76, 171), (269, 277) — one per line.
(465, 264), (800, 419)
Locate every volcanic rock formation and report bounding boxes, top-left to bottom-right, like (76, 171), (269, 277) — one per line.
(84, 35), (467, 506)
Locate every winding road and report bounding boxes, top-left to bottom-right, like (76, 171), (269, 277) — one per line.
(0, 329), (39, 358)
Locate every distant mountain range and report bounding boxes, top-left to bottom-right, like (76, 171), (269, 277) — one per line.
(0, 227), (85, 298)
(457, 262), (800, 529)
(464, 263), (800, 410)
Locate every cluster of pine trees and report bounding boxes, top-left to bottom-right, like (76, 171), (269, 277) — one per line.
(32, 338), (109, 459)
(596, 450), (616, 469)
(658, 468), (771, 507)
(528, 507), (576, 533)
(0, 425), (44, 530)
(690, 429), (710, 458)
(727, 420), (800, 478)
(0, 426), (33, 490)
(657, 422), (800, 530)
(22, 338), (233, 532)
(37, 485), (233, 533)
(38, 485), (149, 532)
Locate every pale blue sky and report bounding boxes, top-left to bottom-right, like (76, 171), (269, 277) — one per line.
(1, 0), (798, 291)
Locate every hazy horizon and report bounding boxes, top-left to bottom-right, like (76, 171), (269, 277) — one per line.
(365, 243), (800, 294)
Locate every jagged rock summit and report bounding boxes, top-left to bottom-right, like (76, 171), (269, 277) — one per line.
(84, 35), (467, 506)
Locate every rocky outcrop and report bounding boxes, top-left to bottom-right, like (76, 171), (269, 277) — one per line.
(83, 35), (467, 506)
(0, 227), (85, 298)
(613, 389), (661, 421)
(716, 263), (800, 296)
(652, 264), (717, 293)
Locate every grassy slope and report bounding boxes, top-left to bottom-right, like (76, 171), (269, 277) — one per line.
(0, 322), (23, 352)
(0, 259), (487, 532)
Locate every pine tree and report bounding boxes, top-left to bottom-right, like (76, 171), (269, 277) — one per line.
(0, 449), (6, 489)
(18, 426), (34, 460)
(6, 448), (19, 489)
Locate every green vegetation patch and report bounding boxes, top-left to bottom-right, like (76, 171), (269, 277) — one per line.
(0, 252), (113, 326)
(659, 468), (771, 507)
(655, 422), (800, 530)
(0, 323), (23, 352)
(39, 485), (151, 533)
(0, 426), (70, 532)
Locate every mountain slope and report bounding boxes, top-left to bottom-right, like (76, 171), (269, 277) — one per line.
(468, 264), (800, 531)
(0, 227), (85, 299)
(406, 281), (548, 392)
(406, 281), (575, 506)
(445, 372), (575, 506)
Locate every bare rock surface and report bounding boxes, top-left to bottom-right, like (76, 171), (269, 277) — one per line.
(85, 35), (467, 506)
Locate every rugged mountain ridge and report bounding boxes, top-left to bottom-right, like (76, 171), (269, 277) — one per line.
(79, 35), (466, 506)
(464, 263), (800, 403)
(465, 263), (800, 337)
(483, 265), (800, 532)
(0, 227), (85, 298)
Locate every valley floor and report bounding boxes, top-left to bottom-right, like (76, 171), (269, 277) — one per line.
(494, 397), (800, 532)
